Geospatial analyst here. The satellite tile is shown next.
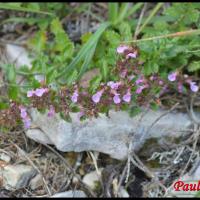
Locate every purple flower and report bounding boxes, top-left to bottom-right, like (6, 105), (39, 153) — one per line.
(92, 90), (104, 103)
(159, 80), (164, 85)
(27, 90), (35, 97)
(135, 77), (144, 85)
(116, 45), (129, 54)
(35, 88), (48, 97)
(168, 72), (177, 82)
(126, 52), (137, 59)
(71, 90), (79, 103)
(113, 94), (121, 104)
(190, 82), (199, 92)
(23, 117), (31, 129)
(123, 90), (131, 103)
(48, 105), (55, 117)
(19, 106), (27, 119)
(136, 86), (145, 94)
(107, 81), (121, 90)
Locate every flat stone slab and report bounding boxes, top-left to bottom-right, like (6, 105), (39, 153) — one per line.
(26, 108), (194, 160)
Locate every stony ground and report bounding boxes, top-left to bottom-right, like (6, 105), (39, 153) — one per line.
(1, 4), (200, 198)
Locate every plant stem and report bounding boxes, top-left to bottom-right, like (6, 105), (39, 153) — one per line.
(137, 3), (164, 34)
(123, 29), (200, 44)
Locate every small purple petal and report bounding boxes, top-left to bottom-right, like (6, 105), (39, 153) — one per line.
(71, 90), (79, 103)
(19, 106), (27, 119)
(35, 88), (47, 97)
(107, 81), (121, 90)
(168, 72), (177, 82)
(136, 86), (145, 94)
(135, 78), (144, 85)
(23, 117), (31, 129)
(116, 45), (129, 54)
(113, 94), (121, 104)
(159, 80), (164, 85)
(123, 92), (131, 103)
(48, 105), (55, 117)
(27, 90), (35, 97)
(190, 82), (199, 92)
(92, 90), (103, 103)
(126, 52), (137, 59)
(20, 110), (27, 119)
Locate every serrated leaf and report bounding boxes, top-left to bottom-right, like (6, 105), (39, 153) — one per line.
(188, 61), (200, 72)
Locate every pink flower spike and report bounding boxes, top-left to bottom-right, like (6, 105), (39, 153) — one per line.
(126, 52), (137, 59)
(116, 45), (129, 54)
(168, 72), (177, 82)
(113, 94), (121, 104)
(48, 105), (55, 117)
(27, 90), (35, 97)
(35, 88), (47, 97)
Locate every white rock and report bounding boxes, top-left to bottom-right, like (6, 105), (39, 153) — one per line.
(118, 187), (129, 197)
(5, 44), (32, 69)
(82, 169), (103, 190)
(5, 44), (44, 83)
(0, 153), (11, 163)
(0, 164), (37, 190)
(51, 190), (87, 198)
(25, 108), (193, 160)
(29, 174), (43, 190)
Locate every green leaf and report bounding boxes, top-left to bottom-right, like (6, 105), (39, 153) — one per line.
(7, 64), (16, 82)
(125, 3), (144, 18)
(108, 3), (119, 24)
(8, 86), (19, 100)
(129, 107), (142, 117)
(56, 22), (111, 83)
(0, 3), (54, 15)
(28, 30), (47, 52)
(89, 75), (102, 94)
(118, 22), (132, 41)
(188, 61), (200, 72)
(118, 3), (130, 23)
(101, 60), (108, 82)
(0, 102), (9, 109)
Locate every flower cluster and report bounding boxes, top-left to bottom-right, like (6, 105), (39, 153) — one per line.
(27, 88), (49, 97)
(168, 71), (199, 93)
(0, 44), (199, 129)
